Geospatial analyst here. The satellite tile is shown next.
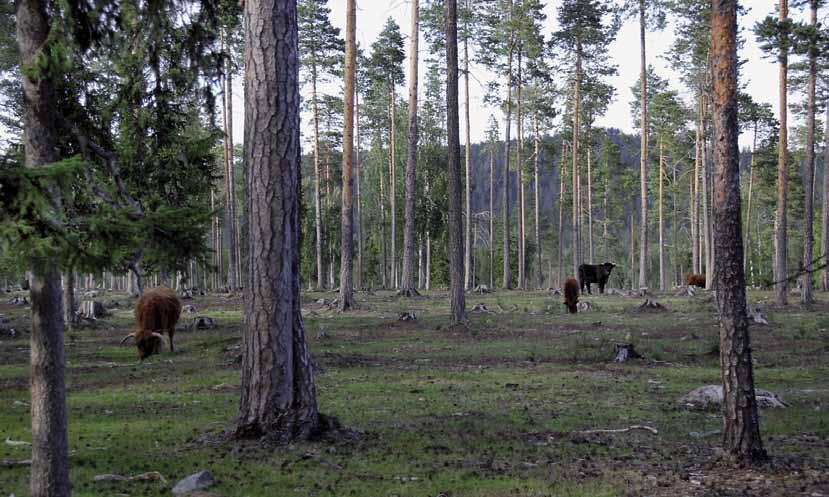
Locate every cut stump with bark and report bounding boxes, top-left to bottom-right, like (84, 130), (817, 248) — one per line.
(613, 343), (643, 363)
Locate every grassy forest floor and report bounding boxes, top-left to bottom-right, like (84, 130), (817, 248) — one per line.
(1, 287), (828, 496)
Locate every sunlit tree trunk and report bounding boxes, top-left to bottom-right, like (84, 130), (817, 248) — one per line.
(17, 0), (71, 494)
(710, 0), (765, 463)
(692, 94), (702, 275)
(775, 0), (789, 305)
(744, 122), (757, 277)
(338, 0), (357, 311)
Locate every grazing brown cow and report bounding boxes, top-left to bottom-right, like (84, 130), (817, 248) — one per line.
(563, 278), (579, 314)
(120, 287), (182, 360)
(687, 274), (706, 288)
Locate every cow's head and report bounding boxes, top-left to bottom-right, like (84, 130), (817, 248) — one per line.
(120, 331), (167, 360)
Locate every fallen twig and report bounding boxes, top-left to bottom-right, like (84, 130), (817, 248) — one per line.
(577, 425), (659, 436)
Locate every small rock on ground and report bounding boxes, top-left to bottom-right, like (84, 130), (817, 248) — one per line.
(172, 470), (215, 495)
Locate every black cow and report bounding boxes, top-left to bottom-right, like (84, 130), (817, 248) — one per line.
(577, 262), (616, 295)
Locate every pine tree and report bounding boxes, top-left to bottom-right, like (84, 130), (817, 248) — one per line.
(400, 0), (421, 297)
(756, 1), (792, 304)
(338, 0), (357, 311)
(446, 0), (467, 324)
(299, 0), (344, 290)
(710, 0), (766, 464)
(237, 0), (321, 441)
(552, 0), (619, 277)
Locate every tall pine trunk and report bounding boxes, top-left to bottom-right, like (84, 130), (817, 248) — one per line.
(586, 129), (594, 263)
(710, 0), (765, 463)
(446, 0), (467, 324)
(822, 104), (829, 291)
(659, 137), (665, 291)
(311, 66), (325, 290)
(464, 0), (473, 290)
(221, 30), (240, 291)
(692, 94), (702, 275)
(703, 124), (713, 289)
(801, 0), (817, 304)
(517, 52), (525, 289)
(638, 0), (649, 289)
(775, 0), (789, 305)
(502, 8), (514, 290)
(745, 122), (757, 275)
(534, 115), (542, 288)
(558, 145), (566, 287)
(355, 87), (364, 290)
(572, 44), (583, 277)
(400, 0), (420, 296)
(17, 0), (71, 494)
(338, 0), (357, 311)
(389, 91), (398, 289)
(237, 0), (320, 440)
(489, 145), (495, 289)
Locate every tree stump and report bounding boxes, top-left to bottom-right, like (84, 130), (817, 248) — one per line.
(473, 285), (491, 294)
(471, 303), (491, 313)
(191, 316), (217, 330)
(576, 301), (593, 312)
(182, 304), (198, 314)
(613, 343), (643, 363)
(635, 299), (666, 312)
(748, 306), (769, 325)
(398, 311), (417, 322)
(79, 300), (107, 320)
(7, 296), (28, 306)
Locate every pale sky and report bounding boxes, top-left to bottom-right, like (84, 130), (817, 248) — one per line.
(224, 1), (801, 152)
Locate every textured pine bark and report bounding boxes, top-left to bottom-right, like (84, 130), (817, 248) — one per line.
(17, 1), (72, 494)
(711, 0), (765, 464)
(445, 0), (467, 325)
(400, 0), (420, 297)
(236, 0), (319, 441)
(692, 95), (702, 275)
(338, 0), (357, 311)
(638, 0), (649, 290)
(775, 0), (789, 305)
(558, 146), (566, 288)
(801, 0), (817, 304)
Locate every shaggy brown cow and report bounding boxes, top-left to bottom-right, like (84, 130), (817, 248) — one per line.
(687, 274), (706, 288)
(120, 287), (182, 360)
(563, 278), (579, 314)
